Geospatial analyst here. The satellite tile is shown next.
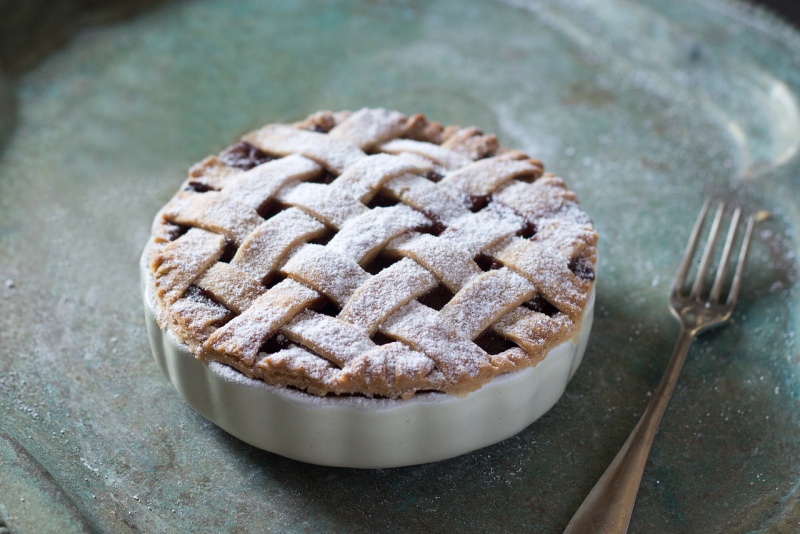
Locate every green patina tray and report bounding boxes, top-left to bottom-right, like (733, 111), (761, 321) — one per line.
(1, 0), (798, 531)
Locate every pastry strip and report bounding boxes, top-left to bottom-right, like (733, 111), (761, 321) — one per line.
(231, 208), (327, 283)
(339, 258), (438, 335)
(164, 192), (262, 246)
(440, 155), (542, 195)
(382, 173), (468, 225)
(244, 124), (366, 174)
(276, 182), (368, 229)
(333, 153), (433, 203)
(327, 108), (408, 151)
(384, 233), (480, 293)
(282, 310), (376, 367)
(379, 138), (471, 170)
(326, 205), (430, 266)
(195, 262), (265, 315)
(223, 154), (322, 209)
(339, 343), (437, 397)
(495, 237), (591, 320)
(380, 301), (494, 386)
(440, 268), (537, 340)
(151, 228), (226, 305)
(204, 279), (321, 366)
(281, 244), (370, 306)
(493, 308), (574, 356)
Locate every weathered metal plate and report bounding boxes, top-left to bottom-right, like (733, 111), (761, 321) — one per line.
(1, 0), (798, 531)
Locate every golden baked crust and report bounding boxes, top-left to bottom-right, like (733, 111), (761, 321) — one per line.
(147, 108), (597, 399)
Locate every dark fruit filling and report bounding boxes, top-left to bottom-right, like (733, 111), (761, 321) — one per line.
(569, 256), (595, 281)
(366, 193), (399, 209)
(220, 141), (274, 170)
(468, 194), (491, 212)
(259, 334), (292, 354)
(474, 330), (516, 355)
(516, 220), (537, 239)
(184, 181), (218, 193)
(523, 295), (559, 317)
(418, 284), (455, 311)
(219, 240), (238, 263)
(474, 252), (503, 271)
(415, 217), (446, 236)
(426, 170), (444, 183)
(314, 170), (337, 185)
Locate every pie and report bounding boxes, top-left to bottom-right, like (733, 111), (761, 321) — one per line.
(145, 108), (597, 400)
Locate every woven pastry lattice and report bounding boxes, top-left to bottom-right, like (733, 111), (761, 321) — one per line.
(148, 108), (597, 398)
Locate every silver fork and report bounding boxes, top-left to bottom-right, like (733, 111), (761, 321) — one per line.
(564, 199), (756, 534)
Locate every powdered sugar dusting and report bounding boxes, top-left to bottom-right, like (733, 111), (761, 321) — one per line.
(494, 307), (574, 355)
(244, 124), (367, 174)
(333, 153), (432, 202)
(277, 182), (368, 229)
(328, 108), (408, 150)
(166, 192), (262, 246)
(496, 237), (589, 319)
(281, 244), (370, 306)
(223, 154), (321, 209)
(383, 173), (468, 225)
(257, 345), (337, 391)
(231, 207), (326, 283)
(381, 301), (492, 383)
(282, 310), (376, 366)
(440, 204), (523, 255)
(195, 262), (264, 314)
(327, 205), (430, 265)
(171, 287), (232, 341)
(493, 176), (577, 221)
(153, 228), (226, 305)
(379, 138), (472, 170)
(339, 257), (438, 334)
(340, 342), (436, 396)
(440, 268), (536, 339)
(149, 108), (596, 398)
(440, 155), (541, 195)
(204, 279), (320, 364)
(385, 233), (480, 292)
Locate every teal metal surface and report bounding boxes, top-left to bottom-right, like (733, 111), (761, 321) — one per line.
(0, 0), (798, 531)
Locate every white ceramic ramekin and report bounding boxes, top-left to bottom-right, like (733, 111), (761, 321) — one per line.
(142, 249), (594, 468)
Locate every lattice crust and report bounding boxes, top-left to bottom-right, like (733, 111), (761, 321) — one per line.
(148, 108), (597, 399)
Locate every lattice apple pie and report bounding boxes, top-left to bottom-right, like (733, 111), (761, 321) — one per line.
(145, 108), (597, 400)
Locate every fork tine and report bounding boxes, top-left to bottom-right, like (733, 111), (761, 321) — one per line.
(726, 213), (756, 306)
(690, 201), (725, 299)
(709, 207), (741, 302)
(675, 199), (710, 292)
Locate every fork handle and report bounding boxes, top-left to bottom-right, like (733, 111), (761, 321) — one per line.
(564, 327), (696, 534)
